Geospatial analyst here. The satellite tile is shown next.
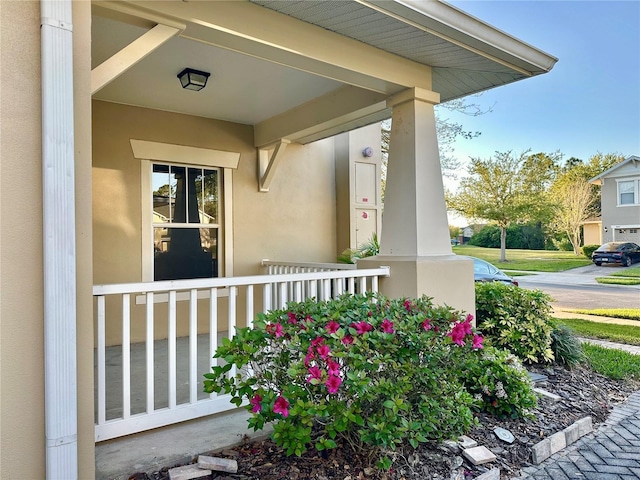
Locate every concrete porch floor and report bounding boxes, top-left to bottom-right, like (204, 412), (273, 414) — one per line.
(95, 334), (270, 479)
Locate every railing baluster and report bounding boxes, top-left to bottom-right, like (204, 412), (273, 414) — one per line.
(246, 285), (254, 328)
(348, 277), (355, 294)
(372, 276), (379, 293)
(358, 277), (366, 294)
(122, 294), (131, 419)
(189, 289), (198, 404)
(263, 283), (272, 314)
(294, 281), (302, 302)
(228, 286), (237, 379)
(97, 296), (106, 425)
(168, 290), (177, 409)
(279, 282), (287, 309)
(209, 288), (218, 399)
(145, 292), (154, 414)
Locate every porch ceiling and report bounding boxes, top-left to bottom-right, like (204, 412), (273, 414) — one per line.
(91, 0), (557, 146)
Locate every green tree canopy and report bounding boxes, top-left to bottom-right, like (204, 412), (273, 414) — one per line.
(447, 150), (561, 261)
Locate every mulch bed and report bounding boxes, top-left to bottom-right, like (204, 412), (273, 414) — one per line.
(132, 365), (639, 480)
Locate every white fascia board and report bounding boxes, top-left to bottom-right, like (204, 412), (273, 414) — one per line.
(362, 0), (558, 75)
(590, 156), (640, 184)
(121, 0), (432, 93)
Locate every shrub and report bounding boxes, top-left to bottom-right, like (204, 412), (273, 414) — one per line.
(475, 282), (555, 364)
(468, 224), (546, 250)
(582, 244), (599, 259)
(550, 323), (585, 367)
(458, 346), (538, 418)
(203, 293), (483, 466)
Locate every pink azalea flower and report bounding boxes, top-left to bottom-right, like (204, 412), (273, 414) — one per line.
(353, 321), (373, 335)
(311, 337), (325, 347)
(316, 343), (330, 359)
(381, 319), (394, 333)
(304, 315), (314, 324)
(404, 299), (413, 312)
(307, 366), (323, 383)
(327, 359), (341, 376)
(462, 317), (473, 335)
(326, 320), (340, 334)
(304, 347), (315, 367)
(472, 334), (484, 350)
(341, 335), (354, 345)
(250, 394), (262, 413)
(266, 323), (284, 337)
(325, 375), (342, 394)
(273, 396), (290, 418)
(447, 322), (466, 346)
(287, 312), (298, 324)
(422, 319), (432, 331)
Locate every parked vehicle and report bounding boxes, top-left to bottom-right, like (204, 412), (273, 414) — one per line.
(592, 242), (640, 267)
(460, 255), (519, 286)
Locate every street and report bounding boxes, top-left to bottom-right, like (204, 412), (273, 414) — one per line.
(515, 264), (640, 310)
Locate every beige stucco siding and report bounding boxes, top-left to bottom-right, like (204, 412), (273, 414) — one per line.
(0, 2), (45, 478)
(601, 176), (640, 243)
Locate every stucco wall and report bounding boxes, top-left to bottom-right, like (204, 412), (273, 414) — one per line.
(1, 2), (94, 478)
(0, 1), (45, 479)
(1, 2), (45, 478)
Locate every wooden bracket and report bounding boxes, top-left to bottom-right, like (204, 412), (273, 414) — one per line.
(258, 139), (290, 192)
(92, 23), (183, 95)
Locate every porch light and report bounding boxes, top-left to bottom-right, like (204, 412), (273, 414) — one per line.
(177, 68), (210, 91)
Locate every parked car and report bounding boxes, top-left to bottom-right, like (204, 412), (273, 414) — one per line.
(460, 255), (519, 286)
(592, 242), (640, 267)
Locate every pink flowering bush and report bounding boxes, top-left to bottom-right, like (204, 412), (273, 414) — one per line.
(204, 293), (491, 466)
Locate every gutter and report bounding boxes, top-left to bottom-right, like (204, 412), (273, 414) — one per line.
(41, 0), (78, 478)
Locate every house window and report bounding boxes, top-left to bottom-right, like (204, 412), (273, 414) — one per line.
(618, 180), (636, 205)
(152, 163), (220, 281)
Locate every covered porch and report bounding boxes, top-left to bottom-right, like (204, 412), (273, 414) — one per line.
(0, 0), (557, 478)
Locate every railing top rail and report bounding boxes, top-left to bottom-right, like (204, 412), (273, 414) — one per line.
(261, 259), (357, 270)
(93, 266), (390, 296)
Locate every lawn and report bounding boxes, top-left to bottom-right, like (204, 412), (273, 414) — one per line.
(558, 318), (640, 346)
(581, 343), (640, 380)
(595, 277), (640, 285)
(563, 308), (640, 321)
(453, 245), (591, 272)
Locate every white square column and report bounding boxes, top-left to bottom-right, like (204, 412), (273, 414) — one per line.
(360, 88), (475, 315)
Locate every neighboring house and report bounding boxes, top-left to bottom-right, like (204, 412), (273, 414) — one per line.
(581, 217), (603, 246)
(590, 156), (640, 244)
(0, 1), (557, 478)
(460, 224), (487, 244)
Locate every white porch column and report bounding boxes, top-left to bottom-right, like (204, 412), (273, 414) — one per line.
(360, 88), (475, 315)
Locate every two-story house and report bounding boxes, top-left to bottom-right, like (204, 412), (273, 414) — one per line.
(590, 156), (640, 244)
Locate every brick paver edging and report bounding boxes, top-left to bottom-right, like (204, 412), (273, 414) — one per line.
(511, 391), (640, 480)
(530, 416), (593, 464)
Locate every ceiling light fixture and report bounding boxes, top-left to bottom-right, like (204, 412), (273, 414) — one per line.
(177, 68), (210, 91)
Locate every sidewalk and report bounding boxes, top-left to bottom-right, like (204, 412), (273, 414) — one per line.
(512, 391), (640, 480)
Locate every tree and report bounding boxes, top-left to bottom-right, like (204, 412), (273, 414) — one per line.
(548, 152), (624, 254)
(447, 150), (559, 262)
(550, 175), (596, 255)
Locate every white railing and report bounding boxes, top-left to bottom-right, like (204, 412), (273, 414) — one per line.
(261, 259), (357, 306)
(93, 266), (389, 441)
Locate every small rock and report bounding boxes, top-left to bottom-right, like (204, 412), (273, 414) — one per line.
(493, 427), (515, 444)
(458, 435), (478, 448)
(363, 467), (375, 476)
(462, 446), (497, 465)
(443, 440), (460, 453)
(449, 455), (464, 468)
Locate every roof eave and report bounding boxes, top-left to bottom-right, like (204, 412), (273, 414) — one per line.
(364, 0), (558, 76)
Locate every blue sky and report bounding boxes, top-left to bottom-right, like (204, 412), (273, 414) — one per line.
(443, 1), (640, 169)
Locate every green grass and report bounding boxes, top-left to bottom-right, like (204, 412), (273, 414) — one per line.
(610, 268), (640, 278)
(557, 318), (640, 345)
(595, 277), (640, 285)
(581, 343), (640, 380)
(503, 271), (534, 277)
(563, 309), (640, 320)
(453, 245), (591, 272)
